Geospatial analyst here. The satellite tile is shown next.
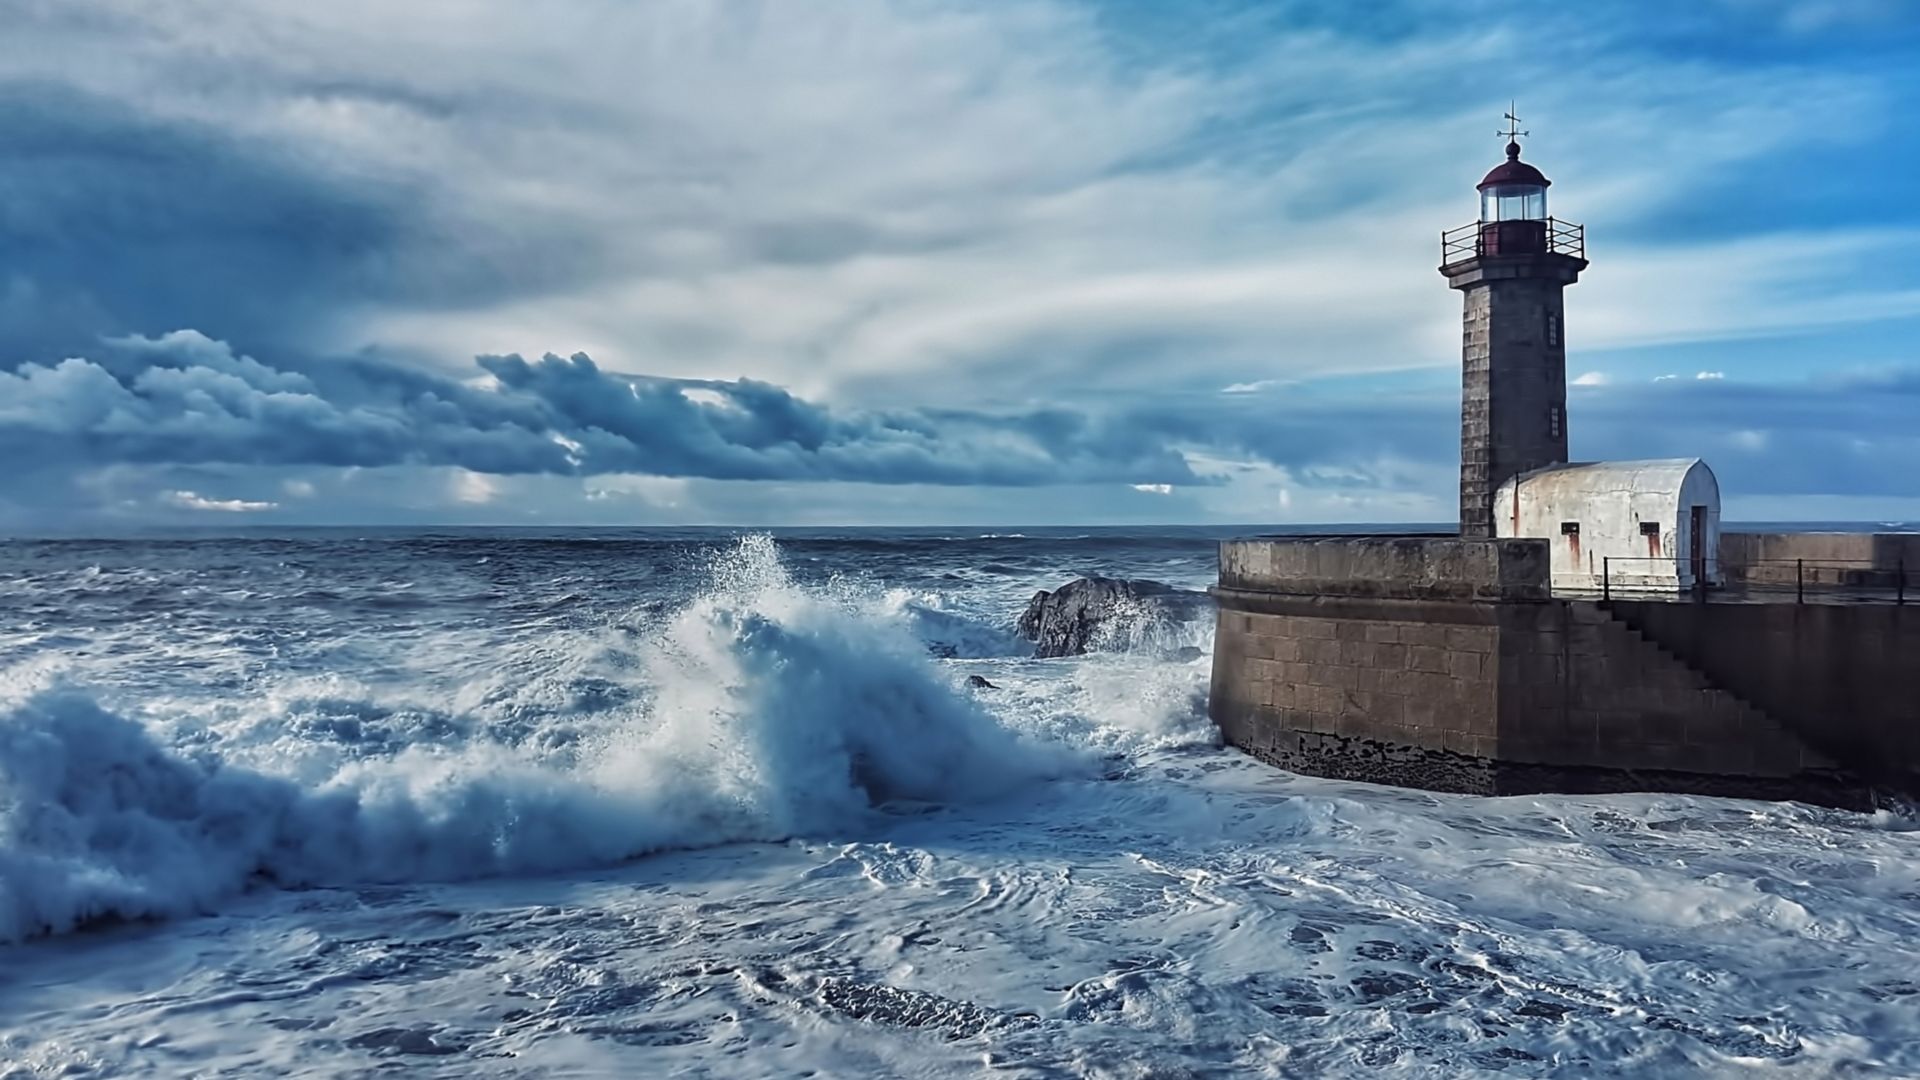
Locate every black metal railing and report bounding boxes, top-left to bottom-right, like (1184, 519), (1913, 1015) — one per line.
(1596, 556), (1910, 605)
(1441, 217), (1585, 267)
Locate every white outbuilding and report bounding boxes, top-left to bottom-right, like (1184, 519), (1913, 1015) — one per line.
(1493, 459), (1722, 594)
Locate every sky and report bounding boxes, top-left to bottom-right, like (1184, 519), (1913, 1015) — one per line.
(2, 0), (1918, 529)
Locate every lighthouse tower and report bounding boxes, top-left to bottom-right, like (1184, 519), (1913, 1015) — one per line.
(1440, 119), (1587, 538)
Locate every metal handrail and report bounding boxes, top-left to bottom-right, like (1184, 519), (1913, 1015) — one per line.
(1440, 217), (1585, 266)
(1598, 555), (1908, 606)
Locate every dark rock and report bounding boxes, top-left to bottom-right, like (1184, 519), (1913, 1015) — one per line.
(965, 675), (997, 689)
(1015, 577), (1211, 658)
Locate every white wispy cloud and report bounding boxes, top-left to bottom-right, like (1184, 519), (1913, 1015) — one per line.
(164, 490), (277, 513)
(2, 0), (1902, 405)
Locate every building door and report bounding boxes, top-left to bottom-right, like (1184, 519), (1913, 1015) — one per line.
(1689, 505), (1708, 587)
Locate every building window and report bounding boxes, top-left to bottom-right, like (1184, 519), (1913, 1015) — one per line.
(1639, 522), (1660, 536)
(1549, 405), (1562, 439)
(1560, 522), (1580, 535)
(1547, 313), (1560, 346)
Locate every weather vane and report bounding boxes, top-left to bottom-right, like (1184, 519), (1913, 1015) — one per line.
(1499, 102), (1528, 147)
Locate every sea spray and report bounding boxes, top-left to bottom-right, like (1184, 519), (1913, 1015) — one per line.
(0, 535), (1077, 942)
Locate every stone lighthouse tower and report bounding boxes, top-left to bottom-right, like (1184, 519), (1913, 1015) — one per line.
(1440, 119), (1587, 538)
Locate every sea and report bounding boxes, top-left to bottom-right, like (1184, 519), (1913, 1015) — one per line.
(1, 525), (1916, 1078)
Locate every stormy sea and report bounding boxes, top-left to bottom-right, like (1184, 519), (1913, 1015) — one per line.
(1, 526), (1916, 1078)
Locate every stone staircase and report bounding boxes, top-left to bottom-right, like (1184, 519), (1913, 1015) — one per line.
(1587, 600), (1832, 774)
(1596, 602), (1768, 713)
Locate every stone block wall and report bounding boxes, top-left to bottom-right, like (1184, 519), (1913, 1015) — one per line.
(1211, 537), (1877, 807)
(1211, 598), (1503, 794)
(1446, 255), (1580, 537)
(1608, 599), (1920, 791)
(1219, 536), (1548, 601)
(1492, 601), (1821, 781)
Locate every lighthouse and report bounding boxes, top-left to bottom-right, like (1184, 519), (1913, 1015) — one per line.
(1440, 117), (1587, 539)
(1205, 113), (1911, 812)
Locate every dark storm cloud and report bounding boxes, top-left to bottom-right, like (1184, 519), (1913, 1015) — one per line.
(0, 332), (1200, 487)
(0, 82), (408, 358)
(0, 79), (624, 365)
(5, 325), (1916, 515)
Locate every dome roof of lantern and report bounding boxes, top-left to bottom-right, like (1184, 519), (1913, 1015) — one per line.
(1478, 141), (1550, 190)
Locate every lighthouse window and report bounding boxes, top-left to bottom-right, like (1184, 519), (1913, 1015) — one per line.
(1549, 405), (1562, 439)
(1482, 184), (1547, 222)
(1547, 313), (1560, 346)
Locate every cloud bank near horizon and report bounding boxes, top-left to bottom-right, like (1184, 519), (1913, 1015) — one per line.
(0, 331), (1202, 487)
(5, 331), (1919, 528)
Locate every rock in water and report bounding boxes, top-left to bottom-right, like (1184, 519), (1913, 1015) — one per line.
(1016, 577), (1210, 658)
(965, 674), (997, 689)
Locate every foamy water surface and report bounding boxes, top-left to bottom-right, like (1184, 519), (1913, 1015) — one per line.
(1, 527), (1916, 1077)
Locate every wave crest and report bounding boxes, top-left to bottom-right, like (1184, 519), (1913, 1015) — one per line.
(0, 535), (1077, 943)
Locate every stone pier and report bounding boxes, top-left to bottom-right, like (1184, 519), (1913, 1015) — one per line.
(1209, 536), (1913, 808)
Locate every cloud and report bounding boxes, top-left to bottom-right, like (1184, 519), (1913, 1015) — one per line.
(450, 470), (500, 505)
(1721, 0), (1917, 33)
(1572, 371), (1610, 386)
(2, 0), (1910, 405)
(0, 81), (408, 357)
(1571, 368), (1920, 498)
(9, 333), (1918, 525)
(584, 475), (692, 507)
(3, 2), (1918, 523)
(0, 331), (1202, 488)
(164, 491), (278, 513)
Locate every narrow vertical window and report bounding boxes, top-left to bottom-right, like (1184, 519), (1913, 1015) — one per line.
(1546, 313), (1560, 347)
(1549, 405), (1562, 439)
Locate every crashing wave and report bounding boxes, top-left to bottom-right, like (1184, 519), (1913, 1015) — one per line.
(0, 536), (1082, 943)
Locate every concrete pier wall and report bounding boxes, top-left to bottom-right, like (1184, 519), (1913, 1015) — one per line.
(1720, 532), (1920, 589)
(1607, 600), (1920, 791)
(1211, 536), (1887, 807)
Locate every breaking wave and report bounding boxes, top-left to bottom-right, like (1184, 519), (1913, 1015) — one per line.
(0, 536), (1084, 943)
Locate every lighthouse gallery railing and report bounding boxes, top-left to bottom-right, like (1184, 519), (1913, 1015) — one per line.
(1441, 217), (1585, 267)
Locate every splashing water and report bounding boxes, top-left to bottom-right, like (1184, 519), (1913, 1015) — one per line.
(5, 526), (1912, 1077)
(0, 535), (1080, 943)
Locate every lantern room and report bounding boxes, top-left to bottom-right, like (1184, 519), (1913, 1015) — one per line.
(1479, 141), (1549, 221)
(1476, 141), (1552, 256)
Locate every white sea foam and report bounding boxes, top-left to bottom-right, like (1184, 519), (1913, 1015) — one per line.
(875, 587), (1028, 659)
(11, 530), (1915, 1076)
(0, 536), (1080, 943)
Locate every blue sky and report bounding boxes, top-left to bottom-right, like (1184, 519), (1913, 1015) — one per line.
(2, 0), (1918, 527)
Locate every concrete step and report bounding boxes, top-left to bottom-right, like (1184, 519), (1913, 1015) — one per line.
(1595, 604), (1808, 749)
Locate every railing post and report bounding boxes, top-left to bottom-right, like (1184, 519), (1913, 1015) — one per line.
(1900, 558), (1906, 606)
(1602, 557), (1610, 603)
(1797, 558), (1804, 605)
